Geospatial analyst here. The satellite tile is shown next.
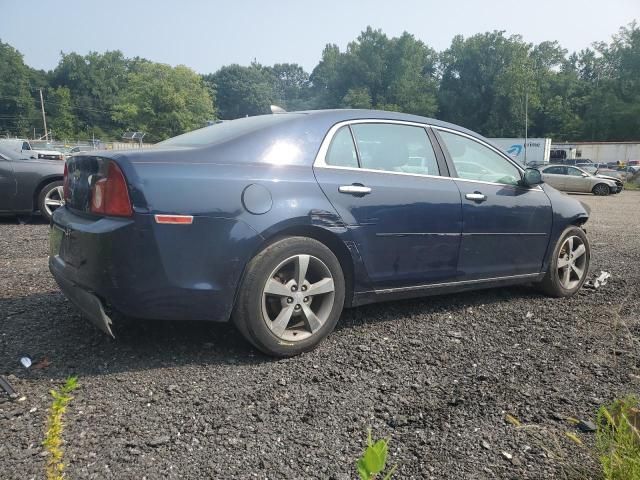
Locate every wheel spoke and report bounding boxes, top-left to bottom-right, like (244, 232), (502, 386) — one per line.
(270, 305), (295, 337)
(56, 186), (64, 199)
(264, 278), (292, 297)
(294, 254), (310, 287)
(301, 303), (323, 333)
(571, 263), (584, 279)
(45, 199), (62, 206)
(557, 256), (570, 268)
(306, 277), (334, 296)
(566, 236), (574, 252)
(562, 265), (571, 286)
(573, 244), (586, 259)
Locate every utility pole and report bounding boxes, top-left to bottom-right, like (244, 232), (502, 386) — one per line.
(39, 89), (48, 141)
(524, 91), (528, 166)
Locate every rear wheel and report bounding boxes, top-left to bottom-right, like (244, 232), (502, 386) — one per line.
(38, 181), (65, 220)
(232, 237), (345, 357)
(592, 183), (610, 196)
(538, 226), (590, 297)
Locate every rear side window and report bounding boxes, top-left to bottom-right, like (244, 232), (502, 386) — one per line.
(350, 123), (440, 176)
(325, 127), (358, 168)
(438, 131), (520, 185)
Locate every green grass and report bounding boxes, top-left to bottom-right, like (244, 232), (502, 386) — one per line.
(596, 396), (640, 480)
(356, 430), (397, 480)
(43, 376), (79, 480)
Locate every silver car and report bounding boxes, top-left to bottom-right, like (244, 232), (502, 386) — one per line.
(540, 165), (621, 196)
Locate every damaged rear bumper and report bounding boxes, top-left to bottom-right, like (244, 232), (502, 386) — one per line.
(50, 257), (114, 337)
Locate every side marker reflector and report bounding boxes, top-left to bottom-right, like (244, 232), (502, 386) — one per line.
(154, 215), (194, 225)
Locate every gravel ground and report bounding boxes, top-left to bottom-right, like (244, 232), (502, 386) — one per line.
(1, 192), (639, 479)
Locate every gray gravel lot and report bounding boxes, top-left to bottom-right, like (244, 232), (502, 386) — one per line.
(1, 192), (639, 479)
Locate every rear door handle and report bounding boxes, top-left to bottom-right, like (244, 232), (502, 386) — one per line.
(339, 184), (372, 196)
(465, 192), (487, 202)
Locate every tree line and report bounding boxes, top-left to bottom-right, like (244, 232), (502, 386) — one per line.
(1, 22), (638, 143)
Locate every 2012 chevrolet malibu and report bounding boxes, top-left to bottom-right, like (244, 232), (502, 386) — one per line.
(50, 110), (591, 357)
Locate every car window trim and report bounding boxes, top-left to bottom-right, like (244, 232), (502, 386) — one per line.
(314, 119), (447, 180)
(431, 126), (544, 192)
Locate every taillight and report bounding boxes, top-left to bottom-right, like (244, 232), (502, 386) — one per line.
(63, 162), (70, 201)
(90, 162), (133, 217)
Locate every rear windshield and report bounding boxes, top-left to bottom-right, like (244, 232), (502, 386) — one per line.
(157, 114), (306, 147)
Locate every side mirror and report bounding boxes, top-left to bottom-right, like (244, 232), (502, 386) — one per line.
(522, 168), (543, 187)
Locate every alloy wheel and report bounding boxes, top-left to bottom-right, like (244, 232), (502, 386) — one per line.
(44, 186), (65, 216)
(593, 184), (609, 196)
(261, 254), (335, 342)
(557, 235), (587, 290)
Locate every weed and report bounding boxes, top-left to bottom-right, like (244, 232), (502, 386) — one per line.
(356, 429), (397, 480)
(43, 376), (79, 480)
(596, 395), (640, 480)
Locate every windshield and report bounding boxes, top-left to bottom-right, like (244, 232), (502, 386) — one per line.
(157, 114), (305, 147)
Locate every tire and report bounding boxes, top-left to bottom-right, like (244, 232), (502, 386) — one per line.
(592, 183), (610, 196)
(232, 237), (345, 357)
(538, 226), (590, 297)
(38, 180), (64, 221)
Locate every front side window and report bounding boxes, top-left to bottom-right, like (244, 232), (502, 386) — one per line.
(544, 166), (566, 175)
(325, 126), (358, 168)
(22, 142), (31, 150)
(438, 131), (521, 186)
(350, 123), (440, 176)
(567, 167), (585, 177)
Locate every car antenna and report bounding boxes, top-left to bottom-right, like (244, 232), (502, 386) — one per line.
(270, 105), (287, 114)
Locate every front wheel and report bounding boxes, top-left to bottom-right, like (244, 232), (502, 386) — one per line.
(38, 181), (65, 221)
(232, 237), (345, 357)
(592, 183), (610, 196)
(538, 226), (590, 297)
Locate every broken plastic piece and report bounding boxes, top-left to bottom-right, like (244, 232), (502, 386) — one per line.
(19, 355), (32, 369)
(583, 270), (611, 290)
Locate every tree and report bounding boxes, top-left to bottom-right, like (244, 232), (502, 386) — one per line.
(112, 63), (214, 142)
(310, 27), (439, 116)
(51, 50), (132, 138)
(47, 87), (76, 140)
(0, 40), (38, 137)
(267, 63), (312, 110)
(206, 64), (274, 119)
(438, 31), (536, 137)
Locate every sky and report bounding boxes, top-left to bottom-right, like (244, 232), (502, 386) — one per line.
(1, 0), (638, 74)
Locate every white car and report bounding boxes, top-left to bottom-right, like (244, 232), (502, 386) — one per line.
(540, 165), (622, 196)
(0, 139), (64, 161)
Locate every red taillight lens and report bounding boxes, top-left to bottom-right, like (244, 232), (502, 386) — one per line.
(90, 162), (133, 217)
(63, 162), (70, 201)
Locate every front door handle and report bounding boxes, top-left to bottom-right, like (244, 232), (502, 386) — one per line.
(465, 192), (487, 202)
(339, 184), (372, 196)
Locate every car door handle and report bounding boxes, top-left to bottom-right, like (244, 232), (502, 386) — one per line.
(465, 192), (487, 202)
(339, 184), (372, 195)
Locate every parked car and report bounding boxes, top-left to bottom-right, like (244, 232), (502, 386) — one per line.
(581, 164), (628, 185)
(540, 164), (621, 195)
(50, 110), (591, 357)
(0, 144), (65, 220)
(0, 139), (64, 161)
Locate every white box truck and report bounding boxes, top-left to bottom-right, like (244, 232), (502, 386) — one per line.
(488, 138), (551, 166)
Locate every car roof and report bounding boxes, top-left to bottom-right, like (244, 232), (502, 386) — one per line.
(294, 109), (489, 140)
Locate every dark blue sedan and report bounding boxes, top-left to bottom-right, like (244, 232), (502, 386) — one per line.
(50, 110), (591, 356)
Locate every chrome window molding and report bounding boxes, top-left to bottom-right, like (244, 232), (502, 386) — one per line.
(313, 119), (543, 191)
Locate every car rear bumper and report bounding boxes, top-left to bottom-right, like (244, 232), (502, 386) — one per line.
(50, 259), (114, 336)
(49, 207), (263, 329)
